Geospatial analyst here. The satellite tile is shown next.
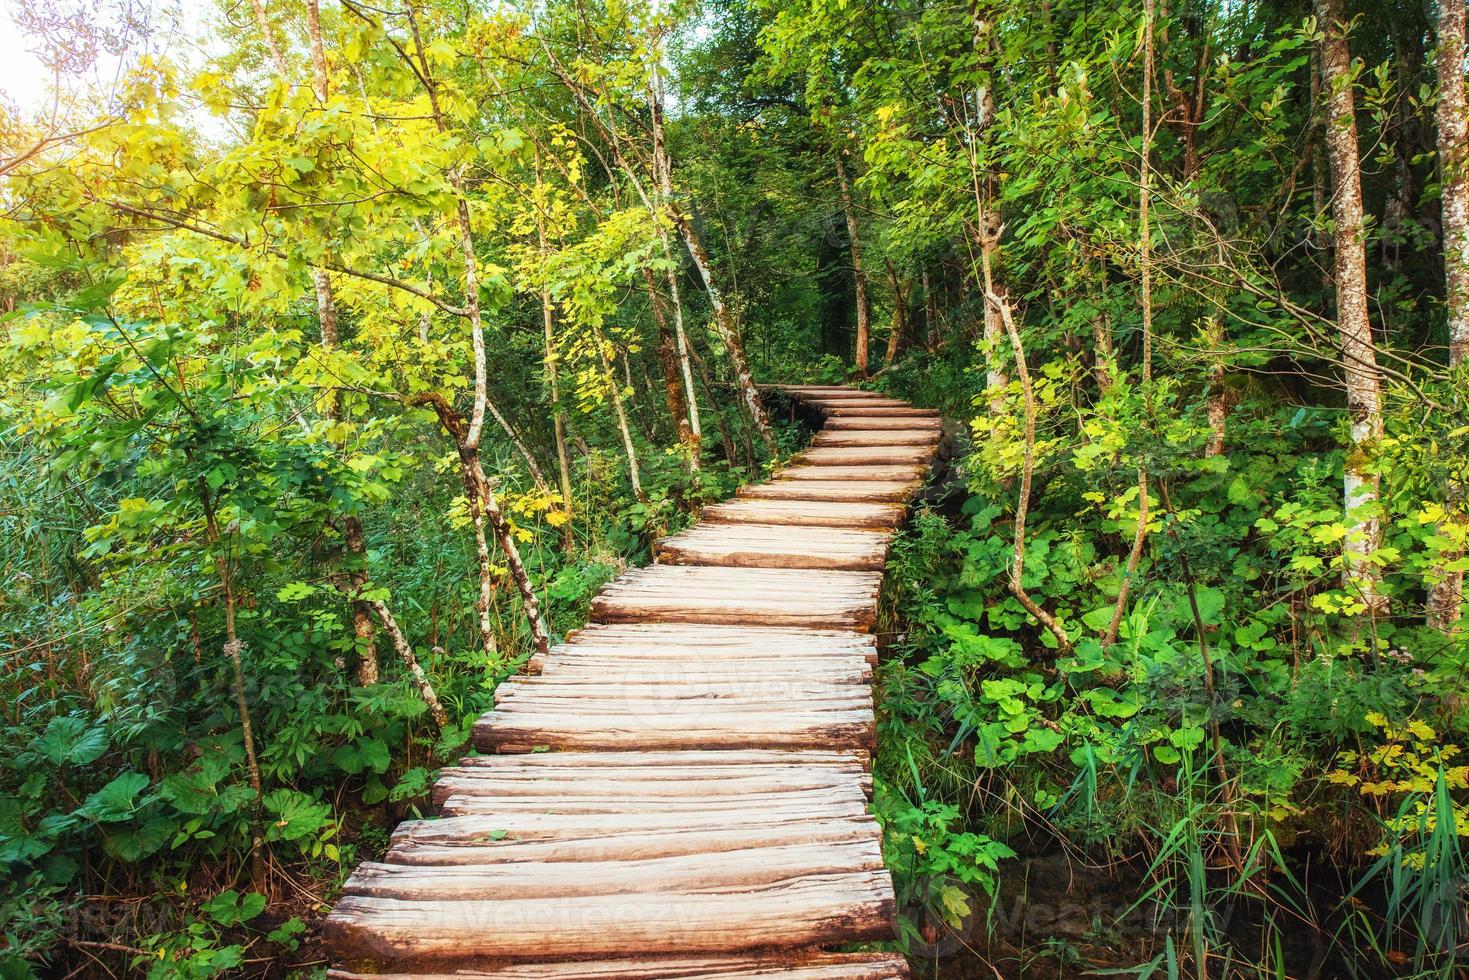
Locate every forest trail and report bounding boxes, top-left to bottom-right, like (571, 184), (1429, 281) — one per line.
(322, 386), (941, 978)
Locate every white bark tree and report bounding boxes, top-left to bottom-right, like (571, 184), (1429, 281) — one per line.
(1317, 0), (1389, 617)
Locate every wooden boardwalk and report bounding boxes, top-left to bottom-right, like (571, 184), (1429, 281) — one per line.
(324, 385), (940, 978)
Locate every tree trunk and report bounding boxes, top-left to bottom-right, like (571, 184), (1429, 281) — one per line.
(674, 212), (775, 455)
(1204, 317), (1228, 458)
(414, 392), (554, 658)
(834, 152), (870, 378)
(1140, 0), (1155, 387)
(484, 396), (551, 494)
(367, 599), (449, 730)
(405, 3), (553, 655)
(1085, 253), (1115, 391)
(1429, 0), (1468, 631)
(528, 165), (576, 515)
(988, 294), (1072, 653)
(249, 0), (288, 78)
(646, 46), (705, 451)
(199, 479), (267, 891)
(643, 266), (700, 468)
(1317, 0), (1389, 617)
(301, 0), (378, 685)
(541, 285), (576, 509)
(883, 262), (908, 368)
(594, 323), (644, 500)
(663, 245), (703, 449)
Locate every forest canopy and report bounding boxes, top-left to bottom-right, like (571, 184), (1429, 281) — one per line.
(1, 0), (1467, 976)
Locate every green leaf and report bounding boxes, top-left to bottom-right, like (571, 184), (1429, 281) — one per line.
(103, 816), (174, 861)
(158, 771), (221, 815)
(202, 889), (266, 926)
(262, 789), (331, 842)
(81, 773), (152, 822)
(31, 717), (108, 767)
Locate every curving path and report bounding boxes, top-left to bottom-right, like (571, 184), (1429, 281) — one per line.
(323, 385), (940, 978)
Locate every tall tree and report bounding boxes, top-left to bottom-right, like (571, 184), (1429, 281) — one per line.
(1429, 0), (1468, 631)
(1317, 0), (1389, 617)
(834, 149), (870, 377)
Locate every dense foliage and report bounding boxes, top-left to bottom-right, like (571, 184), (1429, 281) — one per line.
(1, 0), (1467, 976)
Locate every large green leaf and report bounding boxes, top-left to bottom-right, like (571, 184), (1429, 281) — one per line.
(81, 773), (152, 823)
(30, 717), (108, 767)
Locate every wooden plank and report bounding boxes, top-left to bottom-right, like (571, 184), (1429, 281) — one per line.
(385, 813), (882, 865)
(532, 658), (872, 685)
(588, 566), (882, 630)
(812, 430), (939, 447)
(797, 446), (934, 466)
(342, 840), (883, 901)
(739, 480), (919, 503)
(822, 415), (941, 430)
(821, 405), (938, 418)
(778, 386), (884, 397)
(448, 748), (869, 771)
(330, 950), (911, 979)
(433, 766), (873, 806)
(438, 785), (872, 818)
(701, 498), (905, 529)
(526, 624), (880, 672)
(654, 523), (892, 570)
(473, 708), (876, 754)
(320, 869), (898, 960)
(495, 676), (866, 705)
(805, 397), (909, 409)
(774, 464), (929, 483)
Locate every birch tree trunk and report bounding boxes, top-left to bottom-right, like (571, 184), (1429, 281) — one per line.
(529, 161), (577, 512)
(367, 600), (449, 730)
(643, 266), (700, 469)
(642, 41), (773, 452)
(594, 323), (644, 500)
(1429, 0), (1468, 631)
(1317, 0), (1389, 617)
(675, 212), (776, 454)
(405, 2), (552, 655)
(541, 285), (576, 508)
(834, 151), (870, 378)
(647, 55), (704, 449)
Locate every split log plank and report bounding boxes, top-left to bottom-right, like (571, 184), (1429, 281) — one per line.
(797, 446), (935, 466)
(739, 480), (920, 503)
(474, 709), (876, 754)
(526, 624), (879, 673)
(386, 814), (883, 865)
(823, 415), (941, 430)
(321, 869), (897, 960)
(701, 499), (905, 529)
(589, 566), (882, 630)
(655, 523), (892, 570)
(821, 405), (938, 418)
(804, 397), (910, 409)
(343, 839), (883, 901)
(532, 659), (872, 685)
(774, 464), (929, 483)
(329, 950), (910, 979)
(812, 429), (940, 447)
